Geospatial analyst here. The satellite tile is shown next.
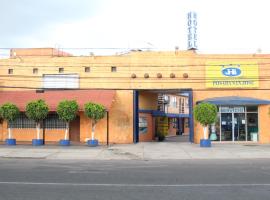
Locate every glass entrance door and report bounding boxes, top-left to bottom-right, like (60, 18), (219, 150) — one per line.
(221, 113), (233, 141)
(233, 113), (246, 141)
(220, 113), (246, 141)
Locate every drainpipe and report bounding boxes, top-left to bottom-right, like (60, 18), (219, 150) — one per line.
(106, 111), (109, 146)
(187, 90), (194, 143)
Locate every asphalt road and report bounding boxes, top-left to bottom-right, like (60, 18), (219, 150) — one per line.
(0, 159), (270, 200)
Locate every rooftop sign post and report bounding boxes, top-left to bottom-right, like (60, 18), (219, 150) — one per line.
(187, 11), (198, 50)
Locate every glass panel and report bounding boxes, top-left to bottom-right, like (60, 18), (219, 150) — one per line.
(220, 106), (244, 113)
(221, 113), (233, 141)
(209, 113), (220, 141)
(247, 113), (258, 141)
(139, 117), (148, 134)
(246, 106), (258, 112)
(233, 113), (246, 141)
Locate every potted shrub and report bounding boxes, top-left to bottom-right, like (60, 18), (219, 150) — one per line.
(194, 102), (217, 147)
(84, 102), (106, 147)
(26, 99), (49, 146)
(0, 103), (20, 145)
(157, 131), (165, 141)
(56, 100), (79, 146)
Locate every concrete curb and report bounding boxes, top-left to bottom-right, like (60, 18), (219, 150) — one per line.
(0, 143), (270, 160)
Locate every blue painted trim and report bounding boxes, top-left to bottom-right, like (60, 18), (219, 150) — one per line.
(133, 90), (139, 143)
(187, 90), (194, 143)
(6, 139), (16, 145)
(200, 139), (211, 147)
(139, 109), (189, 118)
(87, 139), (99, 147)
(139, 109), (153, 114)
(59, 139), (70, 146)
(32, 139), (44, 146)
(178, 118), (183, 134)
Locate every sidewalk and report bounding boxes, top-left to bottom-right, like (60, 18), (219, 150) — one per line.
(1, 142), (270, 160)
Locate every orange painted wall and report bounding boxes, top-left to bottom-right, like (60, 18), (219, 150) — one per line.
(0, 90), (134, 144)
(139, 113), (153, 142)
(0, 121), (65, 142)
(258, 105), (270, 144)
(193, 90), (270, 144)
(139, 91), (158, 110)
(2, 50), (270, 144)
(183, 118), (190, 135)
(0, 123), (3, 141)
(168, 118), (177, 136)
(80, 90), (134, 144)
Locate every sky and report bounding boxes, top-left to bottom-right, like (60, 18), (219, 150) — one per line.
(1, 0), (270, 55)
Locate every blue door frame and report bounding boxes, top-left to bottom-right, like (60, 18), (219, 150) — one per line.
(133, 90), (139, 143)
(186, 90), (194, 143)
(133, 89), (194, 143)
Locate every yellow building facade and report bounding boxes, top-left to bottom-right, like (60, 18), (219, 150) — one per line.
(0, 48), (270, 144)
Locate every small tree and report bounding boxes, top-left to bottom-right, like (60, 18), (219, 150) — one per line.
(0, 103), (20, 139)
(84, 102), (106, 141)
(194, 102), (217, 140)
(25, 99), (49, 140)
(57, 100), (79, 140)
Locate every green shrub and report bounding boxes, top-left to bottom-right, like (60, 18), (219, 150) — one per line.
(57, 100), (79, 140)
(84, 102), (106, 140)
(194, 102), (217, 139)
(26, 99), (49, 140)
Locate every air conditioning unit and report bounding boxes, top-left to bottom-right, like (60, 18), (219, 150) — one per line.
(163, 95), (170, 104)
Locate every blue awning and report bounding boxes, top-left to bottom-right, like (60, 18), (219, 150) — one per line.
(197, 96), (270, 105)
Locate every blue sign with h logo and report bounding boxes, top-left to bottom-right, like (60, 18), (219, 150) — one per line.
(222, 67), (241, 77)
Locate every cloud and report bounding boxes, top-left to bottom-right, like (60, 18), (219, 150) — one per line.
(1, 0), (270, 54)
(0, 0), (104, 47)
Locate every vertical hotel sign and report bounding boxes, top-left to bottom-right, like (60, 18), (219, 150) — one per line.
(206, 62), (259, 88)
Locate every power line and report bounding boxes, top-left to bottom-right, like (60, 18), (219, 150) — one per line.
(0, 74), (270, 80)
(1, 85), (270, 91)
(0, 64), (266, 68)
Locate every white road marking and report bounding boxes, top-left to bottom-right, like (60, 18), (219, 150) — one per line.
(0, 182), (270, 187)
(68, 171), (108, 174)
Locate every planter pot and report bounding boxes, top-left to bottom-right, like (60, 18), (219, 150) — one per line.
(6, 139), (16, 145)
(87, 139), (98, 147)
(59, 139), (70, 146)
(200, 139), (211, 147)
(32, 139), (44, 146)
(210, 132), (217, 141)
(158, 135), (165, 142)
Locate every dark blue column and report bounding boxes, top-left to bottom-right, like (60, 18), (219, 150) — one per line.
(178, 118), (183, 135)
(187, 90), (194, 143)
(133, 90), (139, 143)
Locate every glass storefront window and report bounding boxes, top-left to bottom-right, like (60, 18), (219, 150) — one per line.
(213, 106), (258, 142)
(139, 117), (148, 134)
(246, 106), (258, 112)
(208, 113), (220, 141)
(247, 113), (258, 141)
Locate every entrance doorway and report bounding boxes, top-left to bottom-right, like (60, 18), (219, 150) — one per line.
(69, 117), (80, 142)
(136, 89), (193, 143)
(221, 113), (246, 141)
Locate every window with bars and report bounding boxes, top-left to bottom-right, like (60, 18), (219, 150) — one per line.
(111, 66), (117, 72)
(8, 113), (35, 128)
(171, 96), (177, 108)
(84, 67), (90, 73)
(44, 114), (66, 129)
(33, 68), (38, 74)
(8, 69), (13, 74)
(8, 113), (66, 129)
